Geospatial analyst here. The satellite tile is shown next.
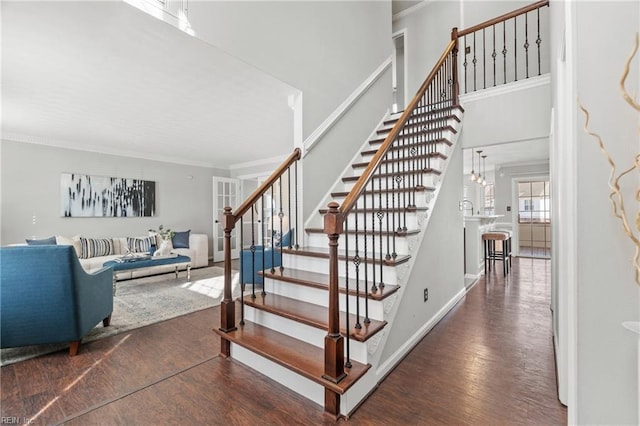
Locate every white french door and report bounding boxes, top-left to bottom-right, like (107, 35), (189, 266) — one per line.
(212, 177), (241, 262)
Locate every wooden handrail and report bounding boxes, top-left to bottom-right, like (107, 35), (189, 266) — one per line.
(457, 0), (549, 37)
(337, 40), (456, 218)
(230, 147), (302, 224)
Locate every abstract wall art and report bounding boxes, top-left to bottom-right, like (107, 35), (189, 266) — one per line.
(61, 173), (155, 217)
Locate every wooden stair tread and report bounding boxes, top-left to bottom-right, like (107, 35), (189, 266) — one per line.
(259, 267), (400, 300)
(331, 186), (435, 198)
(369, 125), (457, 144)
(383, 106), (463, 126)
(381, 113), (460, 130)
(243, 293), (387, 342)
(305, 227), (420, 237)
(351, 152), (448, 169)
(280, 246), (411, 266)
(213, 319), (370, 395)
(318, 206), (428, 215)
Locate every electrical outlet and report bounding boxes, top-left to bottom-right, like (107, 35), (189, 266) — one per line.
(424, 288), (429, 302)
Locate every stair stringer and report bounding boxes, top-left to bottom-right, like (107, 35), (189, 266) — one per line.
(339, 110), (466, 416)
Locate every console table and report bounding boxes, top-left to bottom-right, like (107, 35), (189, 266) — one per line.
(103, 255), (191, 295)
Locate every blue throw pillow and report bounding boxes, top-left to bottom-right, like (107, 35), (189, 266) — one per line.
(172, 230), (190, 249)
(25, 236), (57, 245)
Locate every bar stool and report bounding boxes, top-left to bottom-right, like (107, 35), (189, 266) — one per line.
(483, 231), (510, 276)
(494, 229), (513, 270)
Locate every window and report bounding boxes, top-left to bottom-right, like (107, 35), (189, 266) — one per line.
(484, 184), (495, 215)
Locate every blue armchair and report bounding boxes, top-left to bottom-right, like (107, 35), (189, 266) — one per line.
(241, 229), (292, 285)
(1, 245), (113, 356)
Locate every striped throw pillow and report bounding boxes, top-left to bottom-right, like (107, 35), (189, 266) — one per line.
(79, 237), (114, 259)
(126, 236), (156, 253)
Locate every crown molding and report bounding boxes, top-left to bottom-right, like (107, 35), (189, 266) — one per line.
(2, 133), (220, 169)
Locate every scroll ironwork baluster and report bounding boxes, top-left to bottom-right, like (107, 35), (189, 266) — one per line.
(371, 178), (377, 294)
(502, 21), (507, 84)
(472, 32), (477, 92)
(353, 205), (361, 330)
(251, 208), (256, 299)
(524, 12), (530, 79)
(536, 8), (542, 76)
(463, 35), (468, 94)
(492, 25), (497, 86)
(384, 155), (391, 260)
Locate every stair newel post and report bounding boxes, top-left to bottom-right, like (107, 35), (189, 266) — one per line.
(323, 202), (347, 382)
(451, 27), (460, 107)
(219, 206), (237, 357)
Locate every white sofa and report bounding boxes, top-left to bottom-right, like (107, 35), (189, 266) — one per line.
(66, 234), (209, 280)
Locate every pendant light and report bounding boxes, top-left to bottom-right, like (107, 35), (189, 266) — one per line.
(470, 149), (476, 182)
(482, 155), (488, 186)
(476, 150), (483, 184)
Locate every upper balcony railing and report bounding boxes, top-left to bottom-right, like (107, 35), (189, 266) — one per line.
(452, 0), (550, 94)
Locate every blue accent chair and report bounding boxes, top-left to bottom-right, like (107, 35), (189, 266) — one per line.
(1, 245), (114, 356)
(241, 229), (292, 285)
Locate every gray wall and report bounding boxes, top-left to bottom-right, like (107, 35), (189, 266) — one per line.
(1, 140), (228, 256)
(571, 2), (639, 423)
(188, 1), (392, 141)
(380, 139), (465, 362)
(302, 67), (392, 219)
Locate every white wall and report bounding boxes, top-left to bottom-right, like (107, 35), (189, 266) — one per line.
(188, 1), (392, 142)
(379, 137), (465, 362)
(1, 140), (228, 256)
(552, 1), (640, 423)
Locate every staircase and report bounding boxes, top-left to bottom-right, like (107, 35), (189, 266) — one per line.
(213, 1), (549, 419)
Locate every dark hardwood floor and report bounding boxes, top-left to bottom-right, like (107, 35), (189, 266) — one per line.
(1, 257), (566, 425)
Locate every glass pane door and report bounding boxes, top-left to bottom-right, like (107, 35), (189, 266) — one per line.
(518, 180), (551, 258)
(213, 177), (240, 262)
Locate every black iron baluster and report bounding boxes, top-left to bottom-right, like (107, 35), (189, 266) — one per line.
(378, 166), (386, 290)
(514, 16), (518, 81)
(536, 8), (542, 76)
(472, 32), (477, 92)
(363, 186), (370, 325)
(294, 160), (299, 249)
(384, 155), (391, 260)
(278, 176), (284, 273)
(492, 25), (497, 87)
(261, 194), (266, 296)
(371, 177), (377, 294)
(463, 35), (468, 94)
(391, 140), (398, 259)
(240, 213), (245, 325)
(287, 167), (292, 249)
(270, 186), (275, 274)
(251, 208), (256, 299)
(502, 21), (507, 84)
(483, 28), (486, 89)
(353, 205), (361, 330)
(524, 12), (530, 79)
(344, 219), (351, 368)
(401, 120), (407, 232)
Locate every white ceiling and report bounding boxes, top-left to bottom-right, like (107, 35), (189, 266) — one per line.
(462, 138), (550, 176)
(1, 1), (298, 169)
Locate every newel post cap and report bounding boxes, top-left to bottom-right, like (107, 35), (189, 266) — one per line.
(323, 201), (344, 235)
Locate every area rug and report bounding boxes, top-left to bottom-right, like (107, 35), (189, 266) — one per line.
(1, 266), (240, 366)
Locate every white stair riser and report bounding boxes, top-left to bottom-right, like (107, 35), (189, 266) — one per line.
(231, 344), (325, 407)
(343, 172), (440, 191)
(354, 156), (447, 173)
(307, 233), (411, 256)
(337, 211), (421, 231)
(360, 145), (450, 163)
(370, 127), (456, 146)
(262, 278), (387, 321)
(244, 306), (370, 364)
(331, 191), (434, 210)
(282, 255), (401, 285)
